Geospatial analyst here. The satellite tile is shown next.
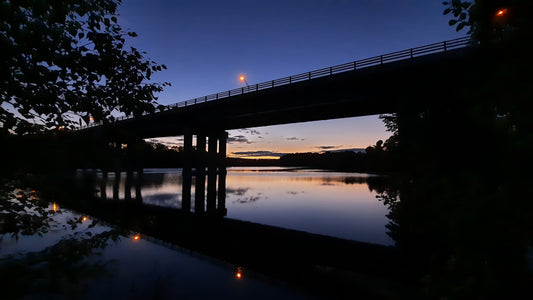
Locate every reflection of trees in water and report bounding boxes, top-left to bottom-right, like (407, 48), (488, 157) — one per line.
(0, 181), (125, 299)
(373, 172), (532, 298)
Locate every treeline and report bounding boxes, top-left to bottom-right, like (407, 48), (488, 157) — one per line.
(278, 140), (400, 173)
(0, 133), (187, 174)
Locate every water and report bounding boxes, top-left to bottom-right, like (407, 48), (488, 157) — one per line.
(1, 168), (394, 298)
(100, 167), (393, 245)
(0, 201), (315, 299)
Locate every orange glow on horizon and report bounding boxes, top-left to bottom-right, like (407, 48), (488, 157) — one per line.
(229, 155), (281, 160)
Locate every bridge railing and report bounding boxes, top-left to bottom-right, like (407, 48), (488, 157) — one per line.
(81, 36), (473, 128)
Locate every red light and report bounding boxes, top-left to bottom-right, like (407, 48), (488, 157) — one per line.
(235, 267), (243, 279)
(496, 9), (507, 17)
(133, 235), (141, 241)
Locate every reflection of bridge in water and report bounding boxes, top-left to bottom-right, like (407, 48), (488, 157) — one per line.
(97, 167), (227, 217)
(73, 169), (401, 298)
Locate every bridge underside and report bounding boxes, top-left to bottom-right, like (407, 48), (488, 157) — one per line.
(76, 45), (497, 171)
(87, 46), (481, 140)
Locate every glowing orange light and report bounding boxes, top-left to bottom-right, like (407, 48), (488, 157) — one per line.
(133, 235), (141, 241)
(58, 126), (63, 130)
(53, 203), (58, 212)
(239, 75), (246, 82)
(496, 9), (507, 17)
(82, 216), (88, 222)
(89, 116), (94, 122)
(235, 267), (243, 279)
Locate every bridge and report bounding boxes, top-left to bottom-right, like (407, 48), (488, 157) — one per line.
(78, 36), (482, 164)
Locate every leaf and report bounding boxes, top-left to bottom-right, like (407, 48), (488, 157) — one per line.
(449, 19), (458, 26)
(456, 22), (467, 31)
(443, 8), (452, 15)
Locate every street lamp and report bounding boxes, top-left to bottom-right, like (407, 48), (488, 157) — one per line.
(239, 75), (249, 86)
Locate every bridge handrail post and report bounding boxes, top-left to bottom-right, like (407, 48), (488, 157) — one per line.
(308, 72), (311, 79)
(216, 93), (219, 100)
(329, 67), (332, 75)
(353, 61), (356, 70)
(380, 55), (383, 64)
(410, 48), (413, 58)
(444, 41), (447, 52)
(272, 80), (274, 88)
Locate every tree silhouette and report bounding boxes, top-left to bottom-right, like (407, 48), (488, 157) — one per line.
(443, 0), (533, 44)
(0, 0), (170, 134)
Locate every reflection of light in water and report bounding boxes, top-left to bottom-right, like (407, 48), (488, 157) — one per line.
(53, 203), (58, 212)
(236, 266), (243, 279)
(133, 235), (141, 241)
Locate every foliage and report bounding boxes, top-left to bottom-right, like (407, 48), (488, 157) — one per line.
(0, 179), (125, 298)
(443, 0), (533, 43)
(0, 183), (54, 238)
(0, 0), (170, 134)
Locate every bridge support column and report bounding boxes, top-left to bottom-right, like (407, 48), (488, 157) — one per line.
(182, 167), (192, 212)
(218, 166), (227, 216)
(206, 135), (218, 213)
(218, 131), (227, 168)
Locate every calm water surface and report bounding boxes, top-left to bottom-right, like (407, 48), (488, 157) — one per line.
(105, 167), (393, 246)
(1, 167), (393, 298)
(0, 202), (315, 299)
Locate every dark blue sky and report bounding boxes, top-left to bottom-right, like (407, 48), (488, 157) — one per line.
(118, 0), (466, 158)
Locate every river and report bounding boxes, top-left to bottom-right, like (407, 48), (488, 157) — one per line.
(0, 167), (395, 299)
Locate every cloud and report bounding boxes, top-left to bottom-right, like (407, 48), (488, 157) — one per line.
(237, 128), (262, 135)
(227, 135), (252, 144)
(316, 146), (367, 153)
(316, 145), (340, 150)
(231, 150), (286, 158)
(286, 136), (305, 141)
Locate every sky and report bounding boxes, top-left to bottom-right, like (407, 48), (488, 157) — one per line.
(117, 0), (465, 159)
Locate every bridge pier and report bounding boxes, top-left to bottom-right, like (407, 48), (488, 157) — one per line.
(180, 130), (227, 215)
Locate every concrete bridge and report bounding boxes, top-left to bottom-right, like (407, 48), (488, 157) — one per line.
(78, 36), (480, 163)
